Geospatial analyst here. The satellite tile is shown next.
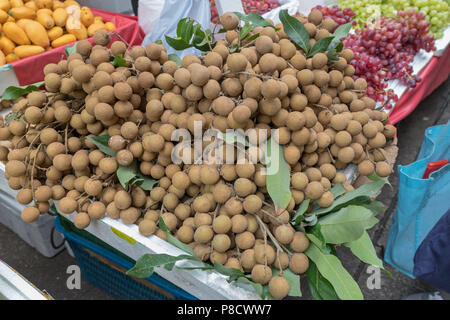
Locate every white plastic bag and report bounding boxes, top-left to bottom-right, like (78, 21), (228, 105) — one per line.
(262, 0), (301, 24)
(141, 0), (211, 58)
(138, 0), (166, 35)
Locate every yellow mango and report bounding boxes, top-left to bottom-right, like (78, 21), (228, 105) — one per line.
(51, 33), (75, 47)
(24, 1), (37, 11)
(9, 7), (36, 20)
(5, 53), (19, 63)
(0, 8), (9, 23)
(94, 16), (103, 23)
(36, 0), (53, 9)
(47, 25), (62, 40)
(14, 44), (45, 58)
(6, 15), (14, 22)
(0, 49), (5, 65)
(0, 0), (10, 12)
(9, 0), (24, 9)
(36, 8), (53, 16)
(24, 20), (50, 47)
(66, 19), (87, 40)
(3, 22), (30, 45)
(105, 22), (115, 31)
(80, 6), (93, 27)
(37, 12), (54, 29)
(0, 35), (16, 54)
(52, 1), (64, 10)
(52, 7), (66, 27)
(87, 22), (106, 37)
(64, 0), (79, 7)
(16, 18), (34, 30)
(5, 52), (19, 63)
(0, 23), (2, 33)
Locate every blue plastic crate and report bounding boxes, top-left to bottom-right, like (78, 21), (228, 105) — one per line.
(54, 216), (196, 300)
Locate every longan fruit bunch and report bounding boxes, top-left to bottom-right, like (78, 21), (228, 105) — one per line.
(0, 10), (395, 300)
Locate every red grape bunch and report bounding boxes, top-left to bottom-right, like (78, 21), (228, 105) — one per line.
(343, 9), (435, 109)
(312, 5), (356, 31)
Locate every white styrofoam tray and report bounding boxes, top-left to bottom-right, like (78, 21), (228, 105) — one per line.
(0, 163), (65, 258)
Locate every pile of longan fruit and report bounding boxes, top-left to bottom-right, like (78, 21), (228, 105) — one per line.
(0, 10), (394, 300)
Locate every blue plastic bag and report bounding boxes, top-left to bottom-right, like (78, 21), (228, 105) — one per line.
(384, 121), (450, 278)
(141, 0), (211, 58)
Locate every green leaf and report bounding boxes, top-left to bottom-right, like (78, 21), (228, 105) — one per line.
(318, 205), (374, 244)
(291, 199), (310, 225)
(117, 162), (139, 190)
(330, 183), (346, 198)
(1, 81), (44, 101)
(306, 261), (338, 300)
(86, 135), (116, 156)
(155, 40), (163, 45)
(310, 180), (387, 217)
(219, 130), (249, 147)
(164, 36), (192, 51)
(240, 22), (252, 40)
(327, 49), (340, 62)
(328, 22), (353, 51)
(344, 231), (383, 269)
(111, 54), (127, 67)
(65, 43), (76, 57)
(265, 138), (292, 210)
(272, 269), (301, 297)
(158, 217), (194, 255)
(308, 36), (334, 57)
(137, 174), (159, 191)
(236, 277), (264, 298)
(368, 172), (391, 186)
(168, 54), (181, 67)
(229, 43), (239, 53)
(362, 200), (383, 216)
(176, 18), (188, 37)
(126, 253), (197, 278)
(308, 223), (328, 251)
(246, 33), (260, 42)
(305, 243), (363, 300)
(180, 19), (195, 43)
(279, 9), (310, 53)
(234, 12), (275, 29)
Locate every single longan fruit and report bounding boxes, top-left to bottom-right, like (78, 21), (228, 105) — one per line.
(376, 161), (391, 177)
(114, 190), (132, 210)
(255, 35), (274, 54)
(312, 53), (328, 69)
(317, 191), (334, 208)
(358, 160), (375, 176)
(139, 219), (157, 236)
(213, 184), (232, 204)
(231, 214), (248, 233)
(338, 146), (355, 163)
(220, 12), (239, 30)
(5, 160), (26, 177)
(269, 276), (290, 300)
(308, 9), (323, 25)
(284, 145), (301, 165)
(194, 225), (214, 244)
(259, 53), (278, 73)
(235, 231), (255, 250)
(213, 215), (232, 234)
(35, 186), (52, 202)
(227, 53), (247, 73)
(243, 195), (262, 214)
(17, 189), (33, 205)
(232, 105), (251, 123)
(251, 264), (272, 285)
(274, 225), (294, 245)
(261, 79), (281, 99)
(290, 232), (310, 253)
(240, 249), (256, 271)
(21, 207), (40, 223)
(93, 29), (111, 46)
(234, 178), (254, 197)
(74, 212), (90, 229)
(254, 244), (276, 265)
(88, 201), (106, 220)
(289, 253), (309, 274)
(120, 207), (141, 224)
(305, 181), (324, 200)
(213, 234), (231, 253)
(59, 197), (78, 214)
(172, 171), (190, 190)
(200, 166), (220, 185)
